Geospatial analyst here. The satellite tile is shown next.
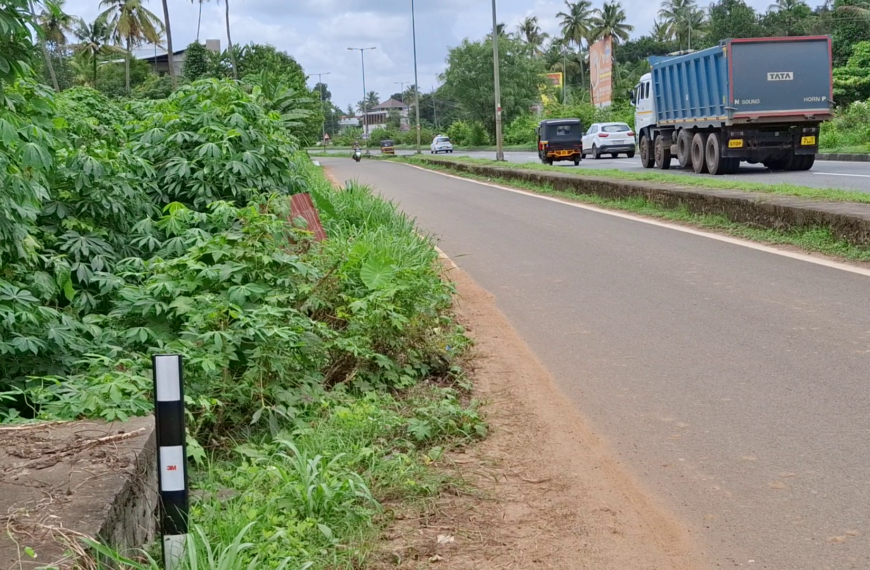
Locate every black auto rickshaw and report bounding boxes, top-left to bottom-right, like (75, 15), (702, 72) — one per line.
(536, 119), (583, 165)
(380, 139), (395, 155)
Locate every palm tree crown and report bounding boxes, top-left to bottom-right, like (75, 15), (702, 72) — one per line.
(557, 0), (594, 49)
(517, 16), (549, 55)
(38, 0), (75, 49)
(590, 1), (634, 44)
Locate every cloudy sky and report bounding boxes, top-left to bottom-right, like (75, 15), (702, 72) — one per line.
(65, 0), (801, 110)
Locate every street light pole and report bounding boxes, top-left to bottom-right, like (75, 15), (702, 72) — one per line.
(561, 47), (568, 105)
(394, 81), (409, 104)
(411, 0), (422, 154)
(348, 47), (376, 153)
(312, 71), (331, 145)
(491, 0), (505, 161)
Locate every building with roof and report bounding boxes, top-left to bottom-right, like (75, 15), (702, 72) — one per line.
(140, 39), (221, 77)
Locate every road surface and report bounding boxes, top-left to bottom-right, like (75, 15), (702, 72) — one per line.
(323, 157), (870, 569)
(321, 149), (870, 193)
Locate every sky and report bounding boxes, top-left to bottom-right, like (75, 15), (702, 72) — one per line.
(64, 0), (806, 111)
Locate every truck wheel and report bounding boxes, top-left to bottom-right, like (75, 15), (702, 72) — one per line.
(798, 154), (816, 171)
(691, 133), (709, 174)
(676, 131), (693, 169)
(640, 136), (655, 168)
(722, 158), (740, 175)
(654, 135), (672, 170)
(705, 133), (725, 175)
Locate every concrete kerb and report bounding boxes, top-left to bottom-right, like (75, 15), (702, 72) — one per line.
(418, 157), (870, 247)
(816, 153), (870, 162)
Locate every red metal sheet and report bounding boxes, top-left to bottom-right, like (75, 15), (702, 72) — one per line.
(290, 193), (326, 242)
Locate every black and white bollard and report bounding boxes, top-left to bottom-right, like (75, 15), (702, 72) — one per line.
(152, 355), (189, 569)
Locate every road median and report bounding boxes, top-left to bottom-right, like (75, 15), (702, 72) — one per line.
(406, 156), (870, 247)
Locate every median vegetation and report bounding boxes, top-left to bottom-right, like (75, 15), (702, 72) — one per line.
(2, 7), (483, 568)
(402, 155), (870, 204)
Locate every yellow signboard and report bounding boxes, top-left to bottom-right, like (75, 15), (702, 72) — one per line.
(545, 72), (563, 88)
(589, 36), (612, 108)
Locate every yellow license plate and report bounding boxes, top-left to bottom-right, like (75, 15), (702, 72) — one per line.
(801, 136), (816, 146)
(728, 139), (744, 148)
(556, 150), (571, 156)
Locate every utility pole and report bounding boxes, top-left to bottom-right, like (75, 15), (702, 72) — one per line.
(348, 47), (376, 153)
(562, 47), (568, 105)
(491, 0), (505, 161)
(432, 86), (438, 131)
(312, 71), (331, 145)
(411, 0), (422, 154)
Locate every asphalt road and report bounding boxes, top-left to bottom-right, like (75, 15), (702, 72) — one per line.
(324, 149), (870, 193)
(323, 157), (870, 569)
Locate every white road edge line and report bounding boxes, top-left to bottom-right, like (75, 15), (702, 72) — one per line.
(396, 162), (870, 279)
(814, 172), (870, 179)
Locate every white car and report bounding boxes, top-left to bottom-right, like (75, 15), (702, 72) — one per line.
(431, 136), (454, 154)
(582, 122), (636, 159)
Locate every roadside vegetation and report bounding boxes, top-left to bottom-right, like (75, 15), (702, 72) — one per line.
(2, 3), (483, 569)
(402, 155), (870, 204)
(398, 158), (870, 262)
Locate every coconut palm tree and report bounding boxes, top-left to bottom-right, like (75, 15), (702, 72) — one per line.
(658, 0), (704, 50)
(517, 16), (549, 56)
(71, 15), (124, 87)
(160, 0), (175, 87)
(652, 18), (672, 41)
(218, 0), (237, 79)
(30, 1), (60, 91)
(190, 0), (210, 42)
(557, 0), (593, 87)
(98, 0), (163, 93)
(37, 0), (75, 50)
(590, 1), (634, 45)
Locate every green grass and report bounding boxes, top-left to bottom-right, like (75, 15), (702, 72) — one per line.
(402, 158), (870, 262)
(400, 155), (870, 205)
(818, 145), (870, 154)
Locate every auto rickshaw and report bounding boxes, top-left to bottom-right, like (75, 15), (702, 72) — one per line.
(537, 119), (583, 165)
(380, 139), (395, 155)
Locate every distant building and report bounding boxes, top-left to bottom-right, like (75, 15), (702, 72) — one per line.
(140, 39), (221, 76)
(362, 98), (410, 132)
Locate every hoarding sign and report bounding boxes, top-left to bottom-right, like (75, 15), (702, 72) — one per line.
(545, 72), (563, 88)
(590, 36), (613, 108)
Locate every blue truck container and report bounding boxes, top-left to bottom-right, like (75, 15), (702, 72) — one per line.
(633, 36), (833, 175)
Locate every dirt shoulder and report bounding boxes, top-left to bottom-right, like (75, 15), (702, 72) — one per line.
(322, 164), (706, 568)
(377, 260), (707, 569)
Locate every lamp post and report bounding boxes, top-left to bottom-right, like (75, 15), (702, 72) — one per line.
(312, 71), (331, 145)
(491, 0), (505, 161)
(394, 81), (410, 104)
(411, 0), (422, 154)
(348, 47), (376, 153)
(561, 46), (569, 105)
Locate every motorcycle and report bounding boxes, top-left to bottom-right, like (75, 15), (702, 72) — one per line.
(352, 149), (361, 163)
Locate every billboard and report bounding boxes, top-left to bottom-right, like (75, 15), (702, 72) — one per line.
(589, 36), (613, 108)
(545, 72), (563, 88)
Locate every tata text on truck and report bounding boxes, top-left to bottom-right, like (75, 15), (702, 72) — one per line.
(633, 36), (833, 175)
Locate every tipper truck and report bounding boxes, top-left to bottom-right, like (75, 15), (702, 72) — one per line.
(633, 36), (834, 175)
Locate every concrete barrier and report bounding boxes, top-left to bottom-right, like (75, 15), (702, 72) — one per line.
(816, 153), (870, 162)
(420, 158), (870, 246)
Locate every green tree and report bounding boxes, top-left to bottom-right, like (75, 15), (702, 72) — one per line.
(762, 0), (814, 35)
(833, 40), (870, 104)
(590, 2), (635, 44)
(658, 0), (706, 50)
(182, 40), (212, 81)
(190, 0), (210, 42)
(441, 36), (545, 137)
(832, 0), (870, 65)
(616, 35), (679, 65)
(98, 0), (163, 94)
(71, 16), (123, 87)
(517, 16), (549, 56)
(706, 0), (762, 45)
(222, 0), (237, 78)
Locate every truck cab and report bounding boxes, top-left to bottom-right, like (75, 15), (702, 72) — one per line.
(633, 74), (654, 139)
